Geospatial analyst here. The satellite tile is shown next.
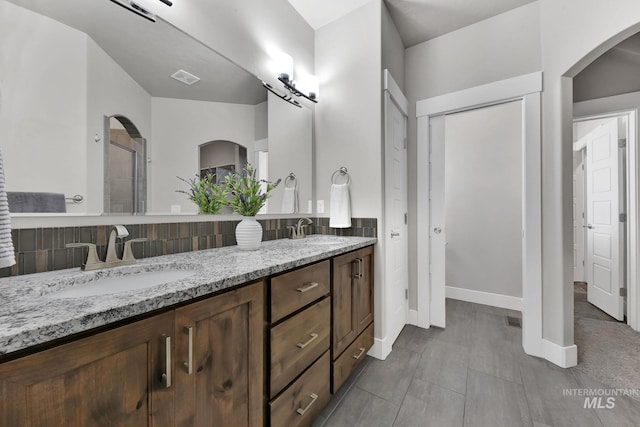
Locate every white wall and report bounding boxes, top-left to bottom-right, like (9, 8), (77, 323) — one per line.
(444, 101), (523, 298)
(382, 3), (405, 91)
(0, 1), (87, 213)
(267, 92), (313, 214)
(405, 2), (541, 310)
(151, 97), (255, 213)
(315, 0), (385, 344)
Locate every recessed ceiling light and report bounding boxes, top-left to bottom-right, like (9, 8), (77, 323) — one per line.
(170, 69), (200, 86)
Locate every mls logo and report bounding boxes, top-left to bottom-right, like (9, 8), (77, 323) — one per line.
(584, 397), (616, 409)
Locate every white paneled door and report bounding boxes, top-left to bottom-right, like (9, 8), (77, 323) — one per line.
(384, 91), (408, 344)
(586, 120), (625, 320)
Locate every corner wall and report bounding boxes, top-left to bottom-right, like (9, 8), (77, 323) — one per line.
(315, 1), (385, 349)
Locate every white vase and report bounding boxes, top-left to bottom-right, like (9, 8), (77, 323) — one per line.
(235, 216), (263, 250)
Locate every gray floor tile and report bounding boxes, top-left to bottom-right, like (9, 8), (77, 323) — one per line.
(321, 356), (371, 418)
(311, 415), (327, 427)
(393, 377), (465, 427)
(392, 324), (435, 354)
(519, 355), (603, 427)
(468, 311), (522, 384)
(323, 386), (399, 427)
(356, 346), (420, 405)
(464, 369), (532, 427)
(414, 337), (469, 394)
(571, 369), (640, 427)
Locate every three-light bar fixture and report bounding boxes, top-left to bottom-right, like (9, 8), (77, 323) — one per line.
(110, 0), (172, 23)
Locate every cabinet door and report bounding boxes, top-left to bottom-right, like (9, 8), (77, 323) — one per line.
(174, 281), (264, 427)
(0, 312), (175, 427)
(354, 246), (374, 335)
(332, 252), (359, 359)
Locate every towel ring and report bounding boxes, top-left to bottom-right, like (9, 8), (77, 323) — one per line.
(284, 172), (297, 189)
(331, 167), (350, 185)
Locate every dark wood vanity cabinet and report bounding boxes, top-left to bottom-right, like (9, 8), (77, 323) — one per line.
(0, 281), (264, 427)
(0, 311), (176, 427)
(331, 245), (374, 392)
(268, 260), (332, 427)
(174, 281), (264, 427)
(0, 244), (375, 427)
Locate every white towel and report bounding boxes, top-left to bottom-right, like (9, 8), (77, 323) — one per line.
(281, 186), (298, 214)
(329, 183), (351, 228)
(0, 147), (15, 269)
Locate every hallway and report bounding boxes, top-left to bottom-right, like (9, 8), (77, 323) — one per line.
(316, 299), (640, 427)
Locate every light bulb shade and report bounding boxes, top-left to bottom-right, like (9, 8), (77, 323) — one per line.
(297, 73), (319, 100)
(272, 51), (294, 82)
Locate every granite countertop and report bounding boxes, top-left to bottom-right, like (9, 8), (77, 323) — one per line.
(0, 235), (376, 356)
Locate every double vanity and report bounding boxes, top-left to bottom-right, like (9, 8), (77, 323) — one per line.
(0, 234), (376, 427)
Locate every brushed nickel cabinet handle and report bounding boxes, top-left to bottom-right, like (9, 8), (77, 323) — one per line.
(359, 258), (364, 278)
(183, 326), (193, 375)
(296, 332), (319, 349)
(161, 334), (172, 388)
(352, 259), (360, 279)
(296, 393), (319, 416)
(353, 347), (366, 360)
(297, 281), (319, 293)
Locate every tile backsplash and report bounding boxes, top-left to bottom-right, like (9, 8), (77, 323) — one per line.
(0, 217), (377, 277)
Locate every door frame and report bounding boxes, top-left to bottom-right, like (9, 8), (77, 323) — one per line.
(416, 72), (544, 358)
(378, 69), (409, 359)
(573, 109), (638, 330)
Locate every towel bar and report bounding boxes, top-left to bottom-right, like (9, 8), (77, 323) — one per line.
(331, 167), (350, 185)
(284, 173), (297, 189)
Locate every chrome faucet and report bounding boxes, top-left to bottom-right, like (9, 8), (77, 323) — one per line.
(288, 218), (313, 239)
(67, 225), (147, 271)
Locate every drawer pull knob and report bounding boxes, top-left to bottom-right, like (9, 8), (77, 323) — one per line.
(296, 393), (319, 416)
(296, 332), (319, 349)
(297, 281), (319, 293)
(353, 347), (366, 360)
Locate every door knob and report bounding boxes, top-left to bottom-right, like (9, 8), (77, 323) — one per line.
(390, 231), (400, 238)
(584, 224), (593, 229)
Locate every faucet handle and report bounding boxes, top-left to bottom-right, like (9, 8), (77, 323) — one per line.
(123, 238), (148, 263)
(66, 243), (102, 271)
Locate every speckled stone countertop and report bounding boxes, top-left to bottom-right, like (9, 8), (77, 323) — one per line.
(0, 235), (376, 356)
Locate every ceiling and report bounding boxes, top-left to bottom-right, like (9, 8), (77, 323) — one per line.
(8, 0), (266, 104)
(288, 0), (537, 47)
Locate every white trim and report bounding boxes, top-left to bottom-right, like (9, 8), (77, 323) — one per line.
(416, 72), (542, 118)
(368, 336), (392, 360)
(407, 309), (418, 326)
(416, 72), (544, 358)
(383, 69), (408, 116)
(542, 339), (577, 368)
(446, 286), (523, 311)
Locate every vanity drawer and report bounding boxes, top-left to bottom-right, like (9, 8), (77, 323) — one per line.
(270, 351), (330, 427)
(331, 322), (374, 393)
(270, 260), (330, 322)
(270, 296), (330, 398)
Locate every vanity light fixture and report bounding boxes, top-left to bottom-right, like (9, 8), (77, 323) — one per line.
(109, 0), (172, 23)
(269, 51), (319, 104)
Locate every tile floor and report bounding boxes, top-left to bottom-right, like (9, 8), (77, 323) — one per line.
(314, 298), (640, 427)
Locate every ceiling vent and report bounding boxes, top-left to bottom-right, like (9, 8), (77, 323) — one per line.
(170, 69), (200, 86)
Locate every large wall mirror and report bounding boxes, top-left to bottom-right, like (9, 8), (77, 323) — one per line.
(0, 0), (313, 217)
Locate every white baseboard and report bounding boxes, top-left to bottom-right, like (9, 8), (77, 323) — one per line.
(446, 286), (523, 311)
(407, 309), (418, 326)
(368, 336), (392, 360)
(543, 339), (577, 368)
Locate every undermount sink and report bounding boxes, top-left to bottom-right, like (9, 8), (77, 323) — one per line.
(44, 268), (198, 299)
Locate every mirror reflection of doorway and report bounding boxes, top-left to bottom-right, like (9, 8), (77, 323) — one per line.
(104, 115), (147, 214)
(199, 140), (248, 184)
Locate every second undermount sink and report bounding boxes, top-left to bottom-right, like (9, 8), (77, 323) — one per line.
(45, 267), (198, 299)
